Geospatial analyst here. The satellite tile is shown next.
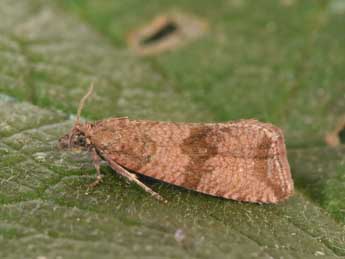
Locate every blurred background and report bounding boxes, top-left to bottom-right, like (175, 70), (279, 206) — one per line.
(0, 0), (345, 258)
(1, 0), (344, 145)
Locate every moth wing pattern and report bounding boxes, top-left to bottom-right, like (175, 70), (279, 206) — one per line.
(89, 118), (293, 203)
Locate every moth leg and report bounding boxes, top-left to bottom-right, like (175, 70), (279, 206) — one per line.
(88, 148), (104, 188)
(104, 155), (167, 203)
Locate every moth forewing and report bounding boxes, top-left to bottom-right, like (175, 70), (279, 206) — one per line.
(86, 118), (293, 203)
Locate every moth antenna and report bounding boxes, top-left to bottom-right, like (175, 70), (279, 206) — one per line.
(76, 82), (94, 124)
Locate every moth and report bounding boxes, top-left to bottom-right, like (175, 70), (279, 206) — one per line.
(59, 84), (294, 203)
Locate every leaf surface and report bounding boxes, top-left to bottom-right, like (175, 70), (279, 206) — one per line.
(0, 0), (345, 258)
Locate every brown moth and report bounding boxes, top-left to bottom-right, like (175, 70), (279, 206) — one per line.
(59, 84), (294, 203)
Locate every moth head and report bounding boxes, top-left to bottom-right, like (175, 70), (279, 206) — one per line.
(59, 83), (94, 150)
(59, 124), (90, 150)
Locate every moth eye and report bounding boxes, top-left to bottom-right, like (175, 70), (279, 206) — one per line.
(73, 135), (85, 146)
(77, 136), (86, 145)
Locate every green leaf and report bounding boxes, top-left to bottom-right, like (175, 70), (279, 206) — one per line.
(1, 0), (345, 258)
(0, 0), (209, 122)
(1, 98), (344, 258)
